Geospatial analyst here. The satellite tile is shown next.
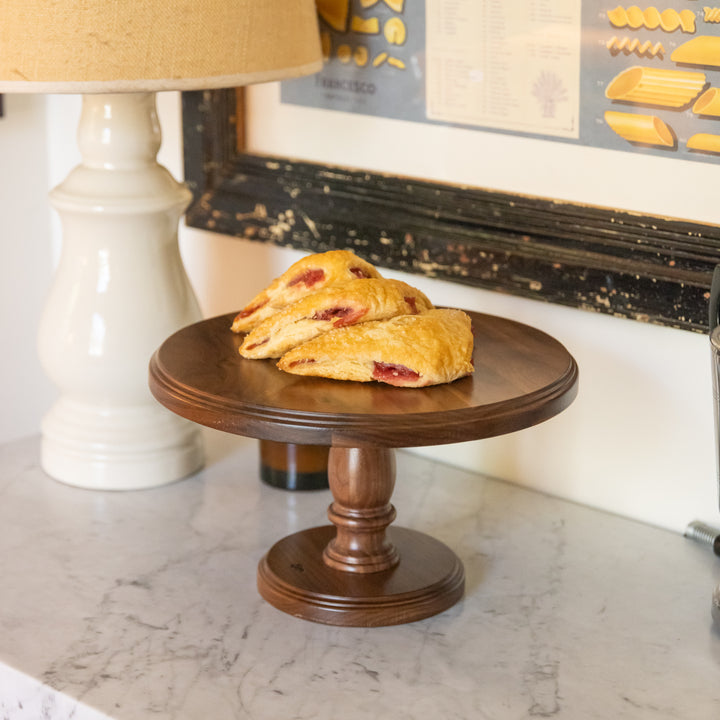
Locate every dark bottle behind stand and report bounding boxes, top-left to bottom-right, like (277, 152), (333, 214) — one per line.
(259, 439), (330, 490)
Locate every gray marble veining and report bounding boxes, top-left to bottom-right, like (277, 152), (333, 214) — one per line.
(1, 431), (719, 719)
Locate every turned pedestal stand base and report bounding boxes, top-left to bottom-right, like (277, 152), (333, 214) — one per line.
(257, 446), (465, 626)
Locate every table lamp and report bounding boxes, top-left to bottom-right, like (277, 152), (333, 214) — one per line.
(0, 1), (322, 490)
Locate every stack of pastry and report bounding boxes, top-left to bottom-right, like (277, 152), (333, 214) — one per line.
(230, 250), (474, 388)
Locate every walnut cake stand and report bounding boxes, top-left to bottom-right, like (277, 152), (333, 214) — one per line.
(149, 311), (578, 627)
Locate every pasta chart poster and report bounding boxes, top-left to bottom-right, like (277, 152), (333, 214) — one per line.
(281, 0), (720, 163)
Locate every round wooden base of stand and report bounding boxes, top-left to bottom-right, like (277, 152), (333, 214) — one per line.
(258, 526), (465, 627)
(257, 445), (464, 626)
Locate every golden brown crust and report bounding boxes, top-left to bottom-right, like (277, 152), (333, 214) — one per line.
(277, 308), (474, 387)
(239, 279), (434, 359)
(230, 250), (382, 333)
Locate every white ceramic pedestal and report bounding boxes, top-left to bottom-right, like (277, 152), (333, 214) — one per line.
(37, 92), (204, 490)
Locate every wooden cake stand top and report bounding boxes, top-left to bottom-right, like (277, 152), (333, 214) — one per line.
(149, 310), (578, 449)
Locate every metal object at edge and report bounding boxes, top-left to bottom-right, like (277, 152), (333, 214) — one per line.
(708, 264), (720, 512)
(685, 520), (720, 630)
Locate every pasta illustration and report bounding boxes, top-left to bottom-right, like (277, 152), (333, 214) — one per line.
(607, 6), (696, 32)
(671, 36), (720, 67)
(688, 133), (720, 152)
(354, 46), (369, 67)
(363, 0), (404, 8)
(605, 66), (706, 107)
(320, 31), (332, 60)
(693, 87), (720, 114)
(350, 15), (380, 34)
(337, 44), (352, 63)
(605, 110), (675, 146)
(606, 36), (665, 56)
(317, 0), (350, 32)
(703, 7), (720, 22)
(384, 17), (406, 45)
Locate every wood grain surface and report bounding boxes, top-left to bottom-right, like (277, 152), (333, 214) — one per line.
(149, 310), (579, 448)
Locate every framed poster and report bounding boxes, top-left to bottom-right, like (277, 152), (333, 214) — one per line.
(284, 0), (720, 163)
(182, 1), (720, 334)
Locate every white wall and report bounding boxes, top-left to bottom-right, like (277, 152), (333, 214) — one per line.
(0, 94), (55, 442)
(2, 91), (718, 534)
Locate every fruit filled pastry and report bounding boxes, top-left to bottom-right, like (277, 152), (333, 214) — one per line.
(239, 278), (434, 359)
(277, 308), (474, 387)
(231, 249), (382, 333)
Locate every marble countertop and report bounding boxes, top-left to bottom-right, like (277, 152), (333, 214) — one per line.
(1, 431), (719, 720)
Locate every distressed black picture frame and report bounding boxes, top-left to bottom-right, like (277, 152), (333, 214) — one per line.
(182, 88), (719, 333)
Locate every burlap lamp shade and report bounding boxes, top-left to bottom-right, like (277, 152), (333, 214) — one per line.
(0, 0), (322, 91)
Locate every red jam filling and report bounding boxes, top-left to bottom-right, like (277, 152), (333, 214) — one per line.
(288, 268), (325, 287)
(236, 298), (268, 320)
(313, 307), (352, 321)
(350, 266), (371, 279)
(245, 338), (269, 351)
(372, 362), (420, 385)
(311, 306), (367, 327)
(404, 296), (418, 313)
(289, 358), (316, 368)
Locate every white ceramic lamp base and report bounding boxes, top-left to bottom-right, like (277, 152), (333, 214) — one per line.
(38, 92), (204, 490)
